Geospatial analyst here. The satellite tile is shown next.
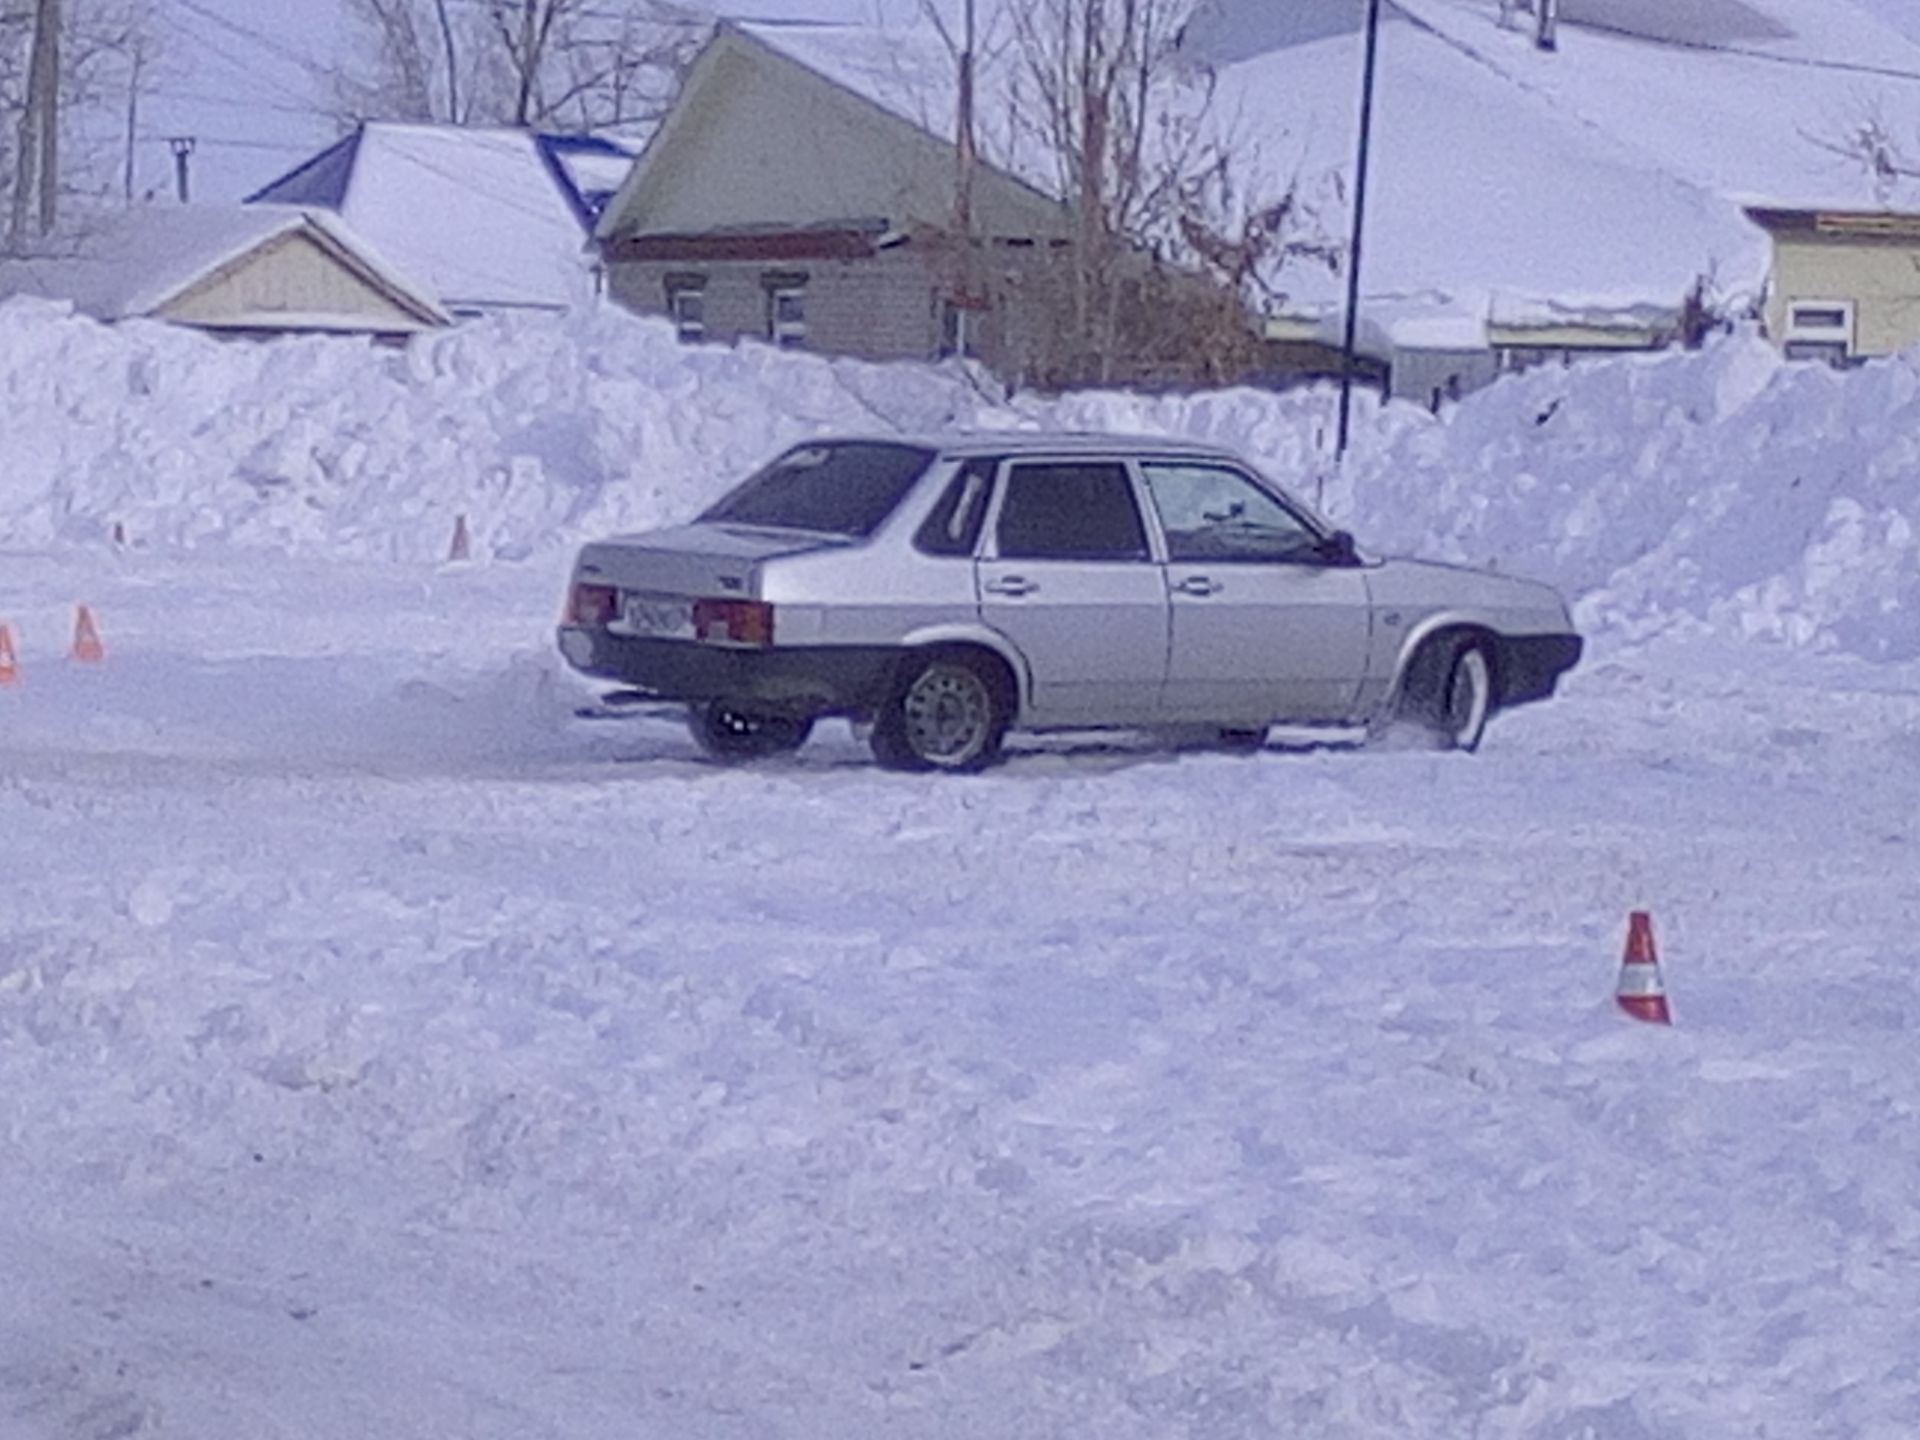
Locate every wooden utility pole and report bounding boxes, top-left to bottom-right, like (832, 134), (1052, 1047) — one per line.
(10, 0), (62, 246)
(954, 0), (977, 355)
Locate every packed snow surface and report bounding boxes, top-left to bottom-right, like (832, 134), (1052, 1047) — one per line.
(3, 299), (1919, 1438)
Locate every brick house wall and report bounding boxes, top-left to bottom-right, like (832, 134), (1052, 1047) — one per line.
(609, 247), (947, 361)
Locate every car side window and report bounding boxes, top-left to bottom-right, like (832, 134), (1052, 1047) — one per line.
(996, 461), (1149, 561)
(1140, 462), (1321, 563)
(914, 457), (998, 557)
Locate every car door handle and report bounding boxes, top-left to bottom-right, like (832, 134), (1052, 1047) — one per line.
(1174, 576), (1222, 596)
(984, 576), (1038, 597)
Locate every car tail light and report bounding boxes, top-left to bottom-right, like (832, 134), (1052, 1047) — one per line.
(692, 598), (774, 647)
(566, 582), (618, 627)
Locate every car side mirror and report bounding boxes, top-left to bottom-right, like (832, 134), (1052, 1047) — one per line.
(1319, 529), (1361, 566)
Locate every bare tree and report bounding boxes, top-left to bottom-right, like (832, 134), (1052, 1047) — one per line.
(1810, 106), (1917, 204)
(3, 0), (159, 252)
(335, 0), (705, 132)
(979, 0), (1332, 387)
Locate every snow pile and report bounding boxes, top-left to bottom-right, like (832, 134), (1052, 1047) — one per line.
(4, 296), (1919, 658)
(0, 294), (1365, 561)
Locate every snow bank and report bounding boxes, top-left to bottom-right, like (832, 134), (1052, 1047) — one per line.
(4, 297), (1918, 658)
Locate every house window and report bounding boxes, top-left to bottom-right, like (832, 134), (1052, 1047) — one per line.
(763, 272), (808, 349)
(1784, 298), (1854, 363)
(664, 274), (706, 343)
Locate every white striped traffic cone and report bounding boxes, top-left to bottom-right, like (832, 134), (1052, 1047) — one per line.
(1616, 910), (1672, 1025)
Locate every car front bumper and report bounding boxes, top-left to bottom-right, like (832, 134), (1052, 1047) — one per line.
(557, 626), (899, 717)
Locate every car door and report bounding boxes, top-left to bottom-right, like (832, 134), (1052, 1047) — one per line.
(1137, 460), (1372, 724)
(977, 458), (1169, 727)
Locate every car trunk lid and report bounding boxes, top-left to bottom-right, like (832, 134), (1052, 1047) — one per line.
(574, 523), (848, 600)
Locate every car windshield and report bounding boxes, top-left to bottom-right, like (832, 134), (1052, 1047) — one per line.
(698, 442), (936, 537)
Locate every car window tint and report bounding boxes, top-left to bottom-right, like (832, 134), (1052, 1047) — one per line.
(914, 457), (998, 556)
(698, 441), (935, 537)
(1140, 462), (1319, 563)
(996, 462), (1149, 561)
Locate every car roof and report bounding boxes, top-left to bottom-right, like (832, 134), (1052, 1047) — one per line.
(810, 431), (1257, 463)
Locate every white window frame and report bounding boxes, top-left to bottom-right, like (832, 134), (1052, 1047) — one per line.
(1784, 298), (1855, 357)
(767, 284), (808, 349)
(666, 283), (706, 344)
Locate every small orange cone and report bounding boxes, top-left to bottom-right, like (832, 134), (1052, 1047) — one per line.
(70, 605), (105, 664)
(1616, 910), (1672, 1025)
(0, 624), (17, 685)
(448, 513), (472, 563)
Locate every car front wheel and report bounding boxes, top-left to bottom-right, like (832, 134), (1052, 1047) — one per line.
(688, 701), (814, 761)
(1396, 636), (1494, 752)
(871, 652), (1009, 772)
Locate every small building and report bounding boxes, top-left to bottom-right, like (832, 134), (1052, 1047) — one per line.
(594, 21), (1077, 376)
(0, 204), (449, 339)
(1746, 207), (1920, 364)
(250, 123), (639, 318)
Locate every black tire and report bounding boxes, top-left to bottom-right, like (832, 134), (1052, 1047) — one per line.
(871, 651), (1010, 772)
(1395, 635), (1494, 752)
(688, 701), (814, 761)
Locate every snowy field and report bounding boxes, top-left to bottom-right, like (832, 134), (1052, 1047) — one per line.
(2, 302), (1919, 1438)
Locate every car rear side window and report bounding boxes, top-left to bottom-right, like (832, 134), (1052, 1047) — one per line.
(914, 457), (998, 556)
(995, 461), (1149, 561)
(698, 441), (935, 537)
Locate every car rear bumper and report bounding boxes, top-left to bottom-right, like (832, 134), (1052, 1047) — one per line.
(1499, 632), (1583, 707)
(557, 625), (898, 717)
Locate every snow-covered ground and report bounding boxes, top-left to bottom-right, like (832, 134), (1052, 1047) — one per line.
(3, 301), (1918, 1438)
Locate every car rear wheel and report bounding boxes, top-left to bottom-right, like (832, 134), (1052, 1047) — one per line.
(871, 652), (1010, 772)
(1396, 636), (1494, 752)
(688, 701), (814, 761)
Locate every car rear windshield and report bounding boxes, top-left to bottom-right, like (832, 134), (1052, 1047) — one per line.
(698, 442), (936, 538)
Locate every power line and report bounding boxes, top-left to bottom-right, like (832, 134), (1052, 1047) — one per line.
(149, 87), (341, 121)
(136, 131), (323, 152)
(169, 0), (338, 81)
(1568, 16), (1920, 85)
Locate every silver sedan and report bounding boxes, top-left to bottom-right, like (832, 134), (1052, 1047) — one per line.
(556, 433), (1582, 769)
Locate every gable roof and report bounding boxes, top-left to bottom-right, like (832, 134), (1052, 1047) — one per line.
(0, 204), (449, 332)
(251, 124), (640, 314)
(595, 21), (1068, 246)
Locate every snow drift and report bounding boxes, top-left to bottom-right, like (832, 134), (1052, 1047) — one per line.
(2, 296), (1917, 658)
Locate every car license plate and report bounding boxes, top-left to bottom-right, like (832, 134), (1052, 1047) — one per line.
(619, 593), (694, 638)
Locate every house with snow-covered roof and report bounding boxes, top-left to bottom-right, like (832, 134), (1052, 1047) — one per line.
(1182, 0), (1920, 397)
(605, 0), (1920, 402)
(0, 204), (449, 340)
(593, 20), (1089, 378)
(249, 123), (641, 319)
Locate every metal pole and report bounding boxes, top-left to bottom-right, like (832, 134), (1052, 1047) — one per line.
(169, 136), (195, 204)
(1336, 0), (1384, 459)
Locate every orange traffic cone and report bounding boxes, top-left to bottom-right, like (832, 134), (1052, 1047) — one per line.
(70, 605), (105, 664)
(1616, 910), (1672, 1025)
(448, 513), (472, 563)
(0, 624), (17, 685)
